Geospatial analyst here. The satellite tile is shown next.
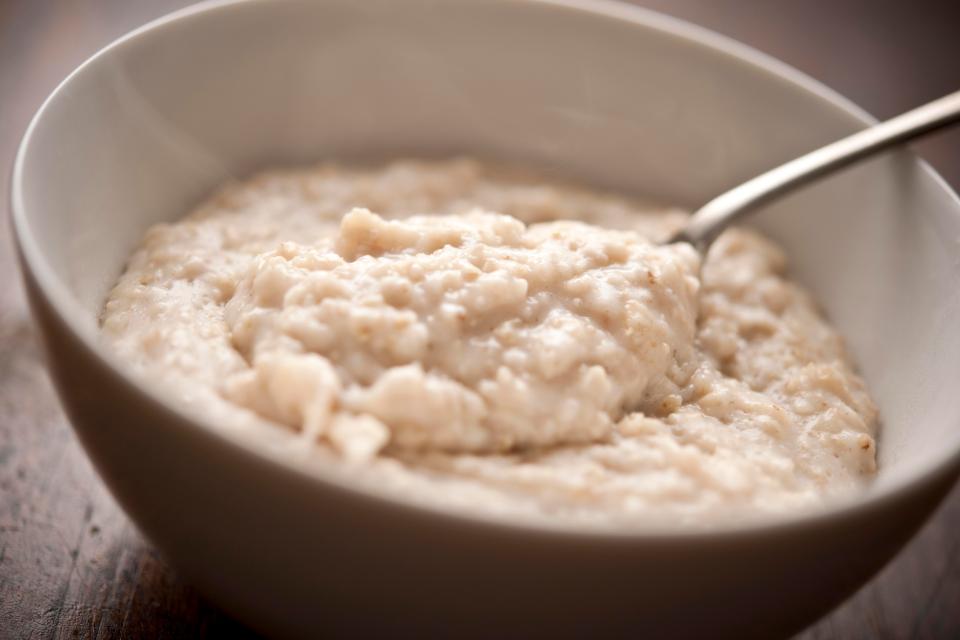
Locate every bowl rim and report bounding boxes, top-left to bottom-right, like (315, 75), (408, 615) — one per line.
(10, 0), (960, 541)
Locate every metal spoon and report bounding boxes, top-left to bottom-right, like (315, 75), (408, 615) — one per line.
(670, 90), (960, 251)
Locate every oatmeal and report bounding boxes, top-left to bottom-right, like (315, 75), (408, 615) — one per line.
(101, 159), (877, 525)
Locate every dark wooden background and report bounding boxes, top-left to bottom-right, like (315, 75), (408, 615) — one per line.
(1, 1), (959, 638)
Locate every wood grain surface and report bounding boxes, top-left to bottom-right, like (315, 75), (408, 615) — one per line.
(1, 1), (958, 638)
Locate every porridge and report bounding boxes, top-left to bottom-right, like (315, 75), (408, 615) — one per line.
(101, 159), (877, 526)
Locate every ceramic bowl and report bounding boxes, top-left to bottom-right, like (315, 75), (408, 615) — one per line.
(11, 0), (960, 637)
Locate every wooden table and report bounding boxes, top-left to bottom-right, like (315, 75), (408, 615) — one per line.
(2, 1), (958, 637)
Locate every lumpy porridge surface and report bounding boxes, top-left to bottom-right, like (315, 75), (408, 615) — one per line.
(101, 159), (877, 526)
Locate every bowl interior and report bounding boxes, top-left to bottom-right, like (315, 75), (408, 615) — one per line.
(14, 0), (960, 503)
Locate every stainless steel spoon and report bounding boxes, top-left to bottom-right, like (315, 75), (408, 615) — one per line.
(671, 90), (960, 251)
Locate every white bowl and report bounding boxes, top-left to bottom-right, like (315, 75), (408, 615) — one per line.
(11, 0), (960, 637)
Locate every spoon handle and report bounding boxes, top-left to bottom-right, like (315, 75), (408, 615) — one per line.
(674, 89), (960, 250)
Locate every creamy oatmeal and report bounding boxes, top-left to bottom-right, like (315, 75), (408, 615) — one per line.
(101, 159), (877, 526)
